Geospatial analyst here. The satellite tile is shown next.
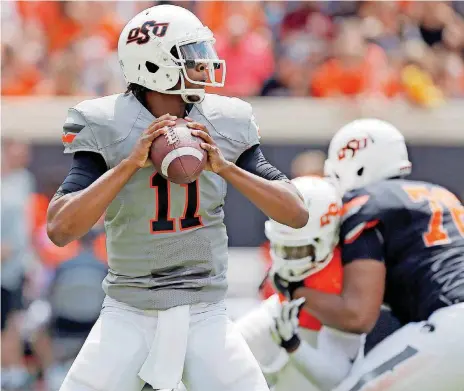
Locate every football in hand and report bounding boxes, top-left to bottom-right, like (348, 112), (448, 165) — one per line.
(150, 118), (207, 184)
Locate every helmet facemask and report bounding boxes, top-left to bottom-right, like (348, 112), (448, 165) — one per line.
(172, 40), (225, 103)
(269, 237), (334, 282)
(144, 28), (225, 103)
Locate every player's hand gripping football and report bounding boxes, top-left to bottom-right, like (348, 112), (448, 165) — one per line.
(185, 117), (231, 174)
(270, 298), (305, 353)
(126, 114), (177, 168)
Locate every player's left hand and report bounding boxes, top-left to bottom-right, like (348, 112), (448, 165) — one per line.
(186, 118), (232, 174)
(270, 298), (305, 353)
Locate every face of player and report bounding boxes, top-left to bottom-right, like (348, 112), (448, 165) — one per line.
(184, 62), (209, 89)
(178, 40), (223, 90)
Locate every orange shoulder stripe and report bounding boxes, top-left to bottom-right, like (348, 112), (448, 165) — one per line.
(341, 195), (370, 217)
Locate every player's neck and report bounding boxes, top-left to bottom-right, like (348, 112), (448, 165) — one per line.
(145, 91), (186, 119)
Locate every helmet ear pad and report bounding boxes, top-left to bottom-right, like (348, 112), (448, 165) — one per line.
(135, 47), (181, 91)
(145, 60), (182, 92)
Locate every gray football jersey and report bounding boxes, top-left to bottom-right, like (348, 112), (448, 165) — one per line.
(62, 92), (260, 310)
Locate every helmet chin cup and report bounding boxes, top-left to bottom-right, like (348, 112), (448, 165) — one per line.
(181, 90), (205, 104)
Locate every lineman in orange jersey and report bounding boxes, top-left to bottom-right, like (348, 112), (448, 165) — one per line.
(236, 177), (365, 391)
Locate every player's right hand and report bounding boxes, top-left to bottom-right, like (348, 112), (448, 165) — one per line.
(126, 114), (177, 168)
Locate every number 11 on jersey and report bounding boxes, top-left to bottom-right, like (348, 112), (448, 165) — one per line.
(150, 173), (203, 234)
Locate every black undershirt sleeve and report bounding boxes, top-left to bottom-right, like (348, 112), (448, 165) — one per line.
(235, 145), (288, 181)
(55, 152), (108, 197)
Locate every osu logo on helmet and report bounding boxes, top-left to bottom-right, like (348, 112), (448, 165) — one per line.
(320, 203), (340, 227)
(126, 21), (169, 45)
(337, 137), (373, 161)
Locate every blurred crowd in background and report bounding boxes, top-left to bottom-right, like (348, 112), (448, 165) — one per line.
(2, 1), (464, 107)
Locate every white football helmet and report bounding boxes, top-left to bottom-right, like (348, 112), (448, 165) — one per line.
(265, 176), (341, 282)
(118, 4), (226, 103)
(325, 119), (412, 196)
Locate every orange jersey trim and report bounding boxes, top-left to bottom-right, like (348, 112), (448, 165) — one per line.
(62, 133), (76, 144)
(344, 219), (380, 244)
(341, 195), (370, 217)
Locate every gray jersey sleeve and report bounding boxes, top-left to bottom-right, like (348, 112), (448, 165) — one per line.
(248, 112), (261, 148)
(61, 94), (140, 168)
(195, 94), (261, 163)
(62, 108), (100, 155)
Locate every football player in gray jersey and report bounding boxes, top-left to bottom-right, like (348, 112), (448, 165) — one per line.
(47, 4), (308, 391)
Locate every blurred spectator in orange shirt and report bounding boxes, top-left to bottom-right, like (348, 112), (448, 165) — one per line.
(1, 2), (47, 96)
(43, 2), (122, 54)
(1, 44), (42, 96)
(197, 1), (267, 35)
(310, 20), (400, 98)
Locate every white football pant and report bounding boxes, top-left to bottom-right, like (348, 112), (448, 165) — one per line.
(59, 296), (269, 391)
(333, 303), (464, 391)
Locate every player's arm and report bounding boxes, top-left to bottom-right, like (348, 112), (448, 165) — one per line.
(188, 124), (308, 229)
(289, 340), (351, 391)
(289, 330), (362, 391)
(47, 152), (135, 246)
(47, 115), (176, 247)
(292, 258), (385, 333)
(225, 144), (308, 228)
(219, 163), (307, 228)
(292, 221), (386, 333)
(271, 300), (364, 391)
(235, 295), (289, 376)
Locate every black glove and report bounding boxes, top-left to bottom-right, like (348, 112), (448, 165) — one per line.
(271, 270), (305, 300)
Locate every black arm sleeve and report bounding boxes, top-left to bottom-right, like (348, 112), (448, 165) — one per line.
(55, 152), (108, 197)
(235, 145), (288, 181)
